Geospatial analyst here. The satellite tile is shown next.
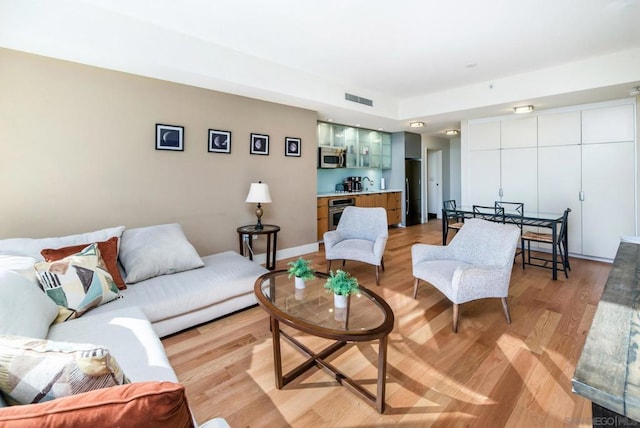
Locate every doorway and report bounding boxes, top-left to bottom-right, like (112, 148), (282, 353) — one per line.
(405, 158), (422, 226)
(426, 149), (443, 219)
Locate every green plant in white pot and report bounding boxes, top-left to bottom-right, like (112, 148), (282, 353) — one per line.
(324, 269), (359, 308)
(287, 258), (316, 289)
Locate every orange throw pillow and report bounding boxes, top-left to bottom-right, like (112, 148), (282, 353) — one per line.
(41, 236), (126, 290)
(0, 381), (194, 428)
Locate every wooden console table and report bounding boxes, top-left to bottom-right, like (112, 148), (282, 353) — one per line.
(572, 242), (640, 426)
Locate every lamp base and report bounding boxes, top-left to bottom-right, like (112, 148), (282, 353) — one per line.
(255, 203), (264, 230)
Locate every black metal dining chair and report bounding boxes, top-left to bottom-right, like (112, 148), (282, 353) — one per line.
(521, 208), (571, 278)
(472, 205), (505, 222)
(495, 201), (524, 259)
(442, 200), (464, 245)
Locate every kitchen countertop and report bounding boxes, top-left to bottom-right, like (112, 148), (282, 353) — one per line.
(317, 189), (402, 198)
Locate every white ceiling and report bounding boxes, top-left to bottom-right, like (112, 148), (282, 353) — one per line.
(1, 0), (639, 135)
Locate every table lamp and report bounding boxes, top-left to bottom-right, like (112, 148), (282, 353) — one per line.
(245, 181), (272, 230)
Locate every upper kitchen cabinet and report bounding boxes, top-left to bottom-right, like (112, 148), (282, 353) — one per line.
(381, 133), (391, 170)
(317, 121), (391, 169)
(317, 122), (346, 148)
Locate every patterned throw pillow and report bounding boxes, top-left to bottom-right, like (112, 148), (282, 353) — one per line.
(0, 335), (129, 405)
(34, 243), (120, 320)
(41, 236), (127, 290)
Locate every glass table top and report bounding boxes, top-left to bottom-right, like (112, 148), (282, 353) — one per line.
(254, 270), (393, 337)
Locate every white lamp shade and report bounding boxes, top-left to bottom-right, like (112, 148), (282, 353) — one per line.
(245, 182), (272, 203)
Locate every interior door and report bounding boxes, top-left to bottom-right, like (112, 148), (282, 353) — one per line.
(405, 158), (422, 226)
(427, 150), (443, 219)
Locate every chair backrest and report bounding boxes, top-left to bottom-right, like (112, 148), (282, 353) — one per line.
(473, 205), (505, 222)
(443, 200), (456, 210)
(559, 208), (571, 240)
(496, 201), (524, 230)
(337, 206), (388, 241)
(449, 218), (520, 266)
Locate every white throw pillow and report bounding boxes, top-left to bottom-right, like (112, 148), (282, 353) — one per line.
(0, 255), (38, 285)
(0, 270), (59, 339)
(0, 226), (125, 260)
(118, 223), (204, 284)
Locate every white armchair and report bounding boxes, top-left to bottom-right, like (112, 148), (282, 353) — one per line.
(411, 218), (520, 332)
(323, 206), (388, 285)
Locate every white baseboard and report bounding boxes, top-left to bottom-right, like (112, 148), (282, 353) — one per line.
(250, 242), (319, 266)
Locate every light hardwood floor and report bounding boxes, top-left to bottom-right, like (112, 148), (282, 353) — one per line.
(162, 220), (611, 427)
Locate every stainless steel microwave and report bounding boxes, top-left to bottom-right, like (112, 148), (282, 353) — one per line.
(318, 146), (345, 168)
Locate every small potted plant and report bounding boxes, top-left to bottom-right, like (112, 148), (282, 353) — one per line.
(324, 269), (359, 308)
(287, 257), (316, 289)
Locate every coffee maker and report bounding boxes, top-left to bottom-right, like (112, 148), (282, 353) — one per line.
(343, 176), (362, 192)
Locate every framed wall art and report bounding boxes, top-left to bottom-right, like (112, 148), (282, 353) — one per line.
(250, 133), (269, 155)
(285, 137), (301, 157)
(208, 129), (231, 153)
(156, 124), (184, 151)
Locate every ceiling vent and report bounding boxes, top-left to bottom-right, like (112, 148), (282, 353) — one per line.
(345, 93), (373, 107)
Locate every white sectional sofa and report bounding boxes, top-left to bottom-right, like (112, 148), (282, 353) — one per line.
(0, 223), (268, 427)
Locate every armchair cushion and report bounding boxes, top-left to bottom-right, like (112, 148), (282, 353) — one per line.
(323, 206), (388, 266)
(412, 218), (520, 305)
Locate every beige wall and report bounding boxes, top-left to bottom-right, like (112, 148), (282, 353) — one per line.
(0, 48), (318, 257)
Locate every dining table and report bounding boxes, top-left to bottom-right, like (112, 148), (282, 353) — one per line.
(442, 206), (567, 280)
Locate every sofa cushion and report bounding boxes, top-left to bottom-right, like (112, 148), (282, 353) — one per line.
(0, 270), (58, 339)
(41, 236), (127, 290)
(0, 381), (194, 428)
(0, 335), (129, 405)
(118, 223), (204, 284)
(47, 307), (178, 382)
(34, 243), (120, 320)
(83, 251), (267, 335)
(0, 226), (125, 260)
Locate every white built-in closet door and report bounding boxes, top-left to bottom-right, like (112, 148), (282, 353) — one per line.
(501, 148), (538, 210)
(537, 145), (582, 255)
(468, 150), (501, 206)
(582, 141), (635, 259)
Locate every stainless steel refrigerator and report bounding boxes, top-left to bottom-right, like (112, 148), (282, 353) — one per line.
(405, 158), (422, 226)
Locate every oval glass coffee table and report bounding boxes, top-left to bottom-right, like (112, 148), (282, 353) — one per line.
(254, 270), (394, 413)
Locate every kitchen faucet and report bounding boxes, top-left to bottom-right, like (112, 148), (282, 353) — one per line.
(362, 176), (373, 191)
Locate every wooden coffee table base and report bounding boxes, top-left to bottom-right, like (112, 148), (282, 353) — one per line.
(270, 317), (388, 413)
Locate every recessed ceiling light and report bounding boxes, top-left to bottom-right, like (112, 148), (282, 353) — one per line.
(410, 121), (425, 128)
(445, 129), (459, 136)
(629, 86), (640, 96)
(513, 105), (534, 114)
(378, 128), (384, 131)
(327, 118), (334, 122)
(355, 123), (361, 127)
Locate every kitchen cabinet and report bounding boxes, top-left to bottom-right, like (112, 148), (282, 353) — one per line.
(386, 192), (402, 225)
(317, 197), (329, 241)
(317, 121), (391, 170)
(381, 134), (392, 170)
(316, 191), (402, 240)
(356, 192), (386, 208)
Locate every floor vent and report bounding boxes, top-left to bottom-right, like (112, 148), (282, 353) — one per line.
(345, 93), (373, 107)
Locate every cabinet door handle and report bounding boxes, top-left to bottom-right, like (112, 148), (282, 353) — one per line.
(579, 191), (585, 201)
